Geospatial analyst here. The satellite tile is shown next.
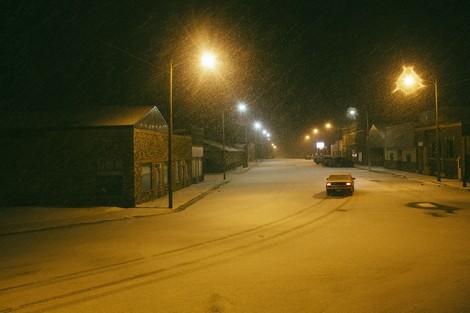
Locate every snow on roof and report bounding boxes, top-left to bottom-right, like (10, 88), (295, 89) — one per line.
(0, 106), (167, 130)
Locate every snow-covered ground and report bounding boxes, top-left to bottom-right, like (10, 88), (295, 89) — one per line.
(1, 159), (469, 312)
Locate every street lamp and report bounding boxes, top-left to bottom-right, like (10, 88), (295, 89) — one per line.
(394, 66), (441, 181)
(312, 128), (319, 156)
(324, 122), (341, 157)
(347, 107), (358, 119)
(168, 52), (217, 208)
(253, 121), (262, 162)
(237, 102), (249, 168)
(201, 52), (217, 70)
(347, 107), (370, 170)
(221, 102), (249, 180)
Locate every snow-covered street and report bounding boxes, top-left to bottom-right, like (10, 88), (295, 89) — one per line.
(1, 159), (469, 312)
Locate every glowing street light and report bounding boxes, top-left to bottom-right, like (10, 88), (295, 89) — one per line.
(394, 66), (425, 95)
(201, 52), (217, 70)
(394, 65), (441, 181)
(168, 52), (217, 207)
(237, 102), (247, 113)
(347, 107), (358, 119)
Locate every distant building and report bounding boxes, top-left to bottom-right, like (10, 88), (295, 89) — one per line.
(0, 106), (194, 207)
(382, 107), (469, 180)
(414, 106), (469, 180)
(368, 125), (385, 166)
(341, 122), (384, 166)
(384, 122), (416, 172)
(203, 139), (244, 173)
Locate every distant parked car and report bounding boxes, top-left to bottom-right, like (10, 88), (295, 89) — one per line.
(325, 157), (354, 167)
(314, 155), (332, 164)
(326, 173), (355, 196)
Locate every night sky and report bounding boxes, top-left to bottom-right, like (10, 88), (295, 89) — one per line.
(2, 1), (470, 155)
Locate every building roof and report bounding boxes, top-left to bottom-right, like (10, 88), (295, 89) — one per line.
(369, 124), (385, 148)
(0, 106), (168, 132)
(203, 139), (244, 152)
(384, 122), (415, 148)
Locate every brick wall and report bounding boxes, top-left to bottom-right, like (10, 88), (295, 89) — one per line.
(0, 127), (193, 207)
(0, 127), (135, 207)
(133, 129), (192, 205)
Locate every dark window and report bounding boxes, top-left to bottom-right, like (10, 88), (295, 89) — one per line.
(446, 140), (454, 158)
(96, 176), (123, 195)
(141, 163), (152, 191)
(163, 162), (168, 186)
(430, 143), (436, 157)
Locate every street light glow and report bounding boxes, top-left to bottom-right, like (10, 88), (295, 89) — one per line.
(254, 121), (262, 130)
(394, 66), (426, 95)
(237, 102), (247, 112)
(201, 52), (217, 70)
(348, 107), (358, 119)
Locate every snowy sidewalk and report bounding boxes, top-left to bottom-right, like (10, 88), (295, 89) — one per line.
(355, 165), (470, 191)
(0, 173), (230, 236)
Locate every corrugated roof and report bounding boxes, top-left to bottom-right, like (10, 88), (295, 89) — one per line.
(203, 139), (244, 152)
(0, 106), (166, 129)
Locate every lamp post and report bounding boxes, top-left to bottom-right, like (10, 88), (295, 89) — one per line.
(366, 108), (371, 171)
(221, 103), (249, 180)
(312, 128), (319, 156)
(434, 79), (441, 182)
(262, 129), (268, 158)
(168, 52), (217, 208)
(253, 121), (262, 162)
(347, 107), (370, 170)
(394, 66), (441, 181)
(222, 109), (226, 180)
(237, 102), (248, 168)
(168, 60), (174, 208)
(325, 122), (341, 157)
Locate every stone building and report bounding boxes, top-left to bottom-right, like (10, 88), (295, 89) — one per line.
(0, 106), (192, 207)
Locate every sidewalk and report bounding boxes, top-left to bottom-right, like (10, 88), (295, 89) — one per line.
(0, 171), (239, 236)
(355, 165), (470, 192)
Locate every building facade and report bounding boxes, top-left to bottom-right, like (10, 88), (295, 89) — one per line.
(0, 106), (193, 207)
(384, 122), (417, 172)
(415, 122), (463, 179)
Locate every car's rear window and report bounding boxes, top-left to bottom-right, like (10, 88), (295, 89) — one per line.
(329, 175), (350, 180)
